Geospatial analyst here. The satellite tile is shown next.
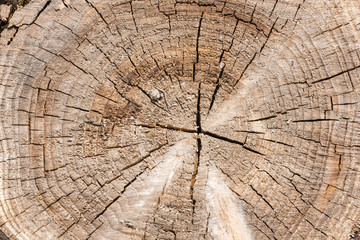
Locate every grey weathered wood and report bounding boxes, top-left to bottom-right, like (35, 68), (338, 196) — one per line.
(1, 0), (360, 239)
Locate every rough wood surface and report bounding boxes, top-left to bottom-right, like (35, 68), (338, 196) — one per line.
(1, 0), (360, 239)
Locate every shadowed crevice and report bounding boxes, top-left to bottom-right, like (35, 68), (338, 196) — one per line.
(190, 81), (203, 223)
(202, 130), (264, 156)
(208, 63), (225, 112)
(135, 123), (196, 133)
(0, 230), (10, 240)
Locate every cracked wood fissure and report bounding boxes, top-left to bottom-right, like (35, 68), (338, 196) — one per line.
(190, 83), (202, 222)
(85, 0), (109, 26)
(192, 11), (203, 83)
(208, 61), (225, 112)
(136, 121), (264, 155)
(6, 0), (51, 45)
(91, 167), (148, 223)
(1, 0), (360, 240)
(189, 12), (203, 223)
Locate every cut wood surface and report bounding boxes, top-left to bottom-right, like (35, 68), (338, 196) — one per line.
(1, 0), (360, 239)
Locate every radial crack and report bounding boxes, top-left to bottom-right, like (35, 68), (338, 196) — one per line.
(259, 18), (278, 53)
(196, 82), (202, 133)
(92, 169), (147, 222)
(94, 142), (169, 192)
(203, 130), (264, 156)
(190, 81), (203, 222)
(196, 12), (204, 64)
(192, 12), (203, 82)
(232, 52), (257, 88)
(269, 0), (279, 17)
(262, 138), (294, 148)
(85, 0), (109, 26)
(208, 62), (225, 112)
(120, 142), (168, 171)
(135, 123), (196, 133)
(292, 119), (338, 123)
(7, 0), (51, 45)
(130, 0), (139, 33)
(248, 115), (277, 122)
(312, 65), (360, 84)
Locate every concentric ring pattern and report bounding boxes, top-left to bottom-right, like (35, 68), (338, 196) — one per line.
(1, 0), (360, 239)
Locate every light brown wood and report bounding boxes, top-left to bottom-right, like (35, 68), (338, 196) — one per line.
(1, 0), (360, 239)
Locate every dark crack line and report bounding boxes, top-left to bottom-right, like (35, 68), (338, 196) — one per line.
(120, 142), (168, 172)
(92, 169), (147, 223)
(55, 21), (81, 39)
(234, 130), (265, 134)
(35, 190), (75, 217)
(250, 223), (272, 240)
(136, 85), (170, 113)
(196, 82), (202, 134)
(177, 1), (274, 38)
(192, 12), (204, 82)
(143, 175), (170, 240)
(215, 163), (238, 185)
(203, 213), (210, 238)
(104, 76), (139, 106)
(136, 122), (265, 156)
(151, 55), (174, 85)
(293, 4), (301, 21)
(253, 212), (275, 235)
(232, 52), (257, 88)
(85, 222), (104, 240)
(130, 0), (139, 33)
(94, 142), (169, 192)
(20, 0), (51, 26)
(190, 136), (201, 223)
(164, 229), (177, 240)
(104, 142), (142, 150)
(305, 219), (328, 237)
(192, 63), (196, 82)
(314, 22), (350, 38)
(7, 0), (51, 45)
(228, 19), (239, 50)
(42, 144), (46, 172)
(208, 63), (225, 112)
(231, 18), (278, 89)
(119, 47), (170, 113)
(0, 229), (10, 240)
(190, 81), (202, 223)
(45, 50), (86, 75)
(94, 92), (119, 104)
(82, 38), (143, 105)
(85, 0), (109, 25)
(262, 138), (294, 148)
(135, 123), (196, 133)
(168, 16), (171, 34)
(312, 65), (360, 84)
(224, 3), (272, 38)
(196, 12), (204, 64)
(248, 115), (277, 122)
(260, 18), (278, 53)
(92, 195), (120, 223)
(122, 47), (141, 76)
(292, 119), (339, 123)
(269, 0), (279, 17)
(57, 220), (79, 238)
(203, 130), (264, 156)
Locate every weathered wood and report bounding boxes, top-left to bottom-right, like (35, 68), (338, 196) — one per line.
(1, 0), (360, 239)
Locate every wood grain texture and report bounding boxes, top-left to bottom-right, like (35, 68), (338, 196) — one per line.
(1, 0), (360, 239)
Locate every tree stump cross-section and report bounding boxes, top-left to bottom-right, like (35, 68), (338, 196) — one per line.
(1, 0), (360, 239)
